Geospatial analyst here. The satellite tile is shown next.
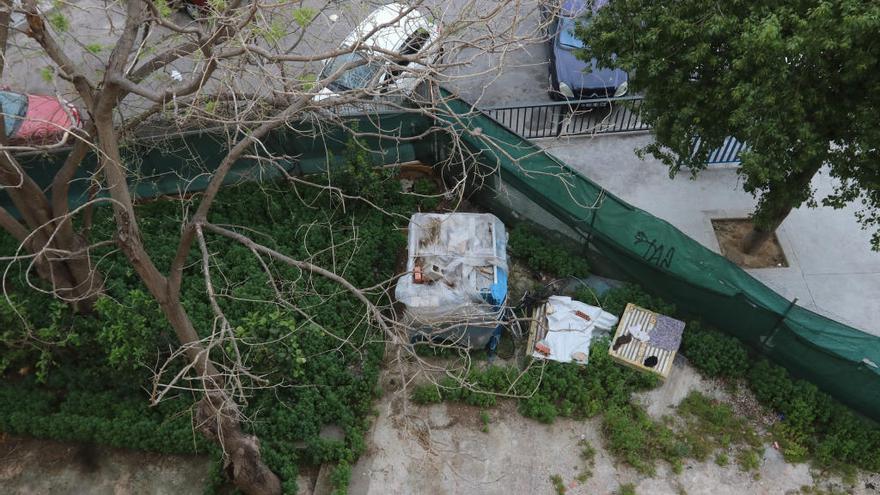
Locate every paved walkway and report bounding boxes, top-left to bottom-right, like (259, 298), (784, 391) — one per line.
(537, 133), (880, 337)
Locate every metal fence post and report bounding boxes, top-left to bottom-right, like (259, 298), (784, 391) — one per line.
(555, 106), (567, 137)
(762, 297), (798, 349)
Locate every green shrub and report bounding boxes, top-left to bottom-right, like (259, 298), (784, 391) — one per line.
(420, 340), (659, 424)
(617, 484), (637, 495)
(0, 158), (417, 493)
(680, 321), (750, 378)
(600, 284), (676, 317)
(736, 449), (760, 471)
(550, 473), (566, 495)
(330, 461), (351, 495)
(328, 137), (401, 205)
(95, 290), (168, 372)
(748, 359), (880, 472)
(601, 403), (686, 475)
(411, 384), (442, 404)
(509, 224), (590, 279)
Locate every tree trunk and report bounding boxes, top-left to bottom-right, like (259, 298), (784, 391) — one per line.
(740, 162), (823, 254)
(93, 115), (281, 495)
(196, 393), (282, 495)
(0, 153), (102, 311)
(740, 221), (782, 255)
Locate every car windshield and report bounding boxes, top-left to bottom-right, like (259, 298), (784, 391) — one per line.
(558, 17), (586, 49)
(320, 52), (385, 91)
(0, 91), (28, 138)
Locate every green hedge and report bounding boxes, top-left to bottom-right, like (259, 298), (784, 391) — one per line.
(509, 224), (590, 279)
(603, 284), (880, 473)
(412, 339), (659, 423)
(0, 150), (437, 493)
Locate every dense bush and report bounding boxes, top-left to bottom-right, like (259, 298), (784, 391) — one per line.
(602, 403), (685, 475)
(411, 384), (443, 404)
(680, 320), (750, 378)
(419, 340), (659, 423)
(601, 283), (880, 473)
(508, 224), (590, 279)
(748, 359), (880, 470)
(598, 283), (676, 317)
(0, 141), (437, 493)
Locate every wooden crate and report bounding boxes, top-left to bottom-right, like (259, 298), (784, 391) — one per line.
(526, 303), (549, 357)
(608, 303), (680, 379)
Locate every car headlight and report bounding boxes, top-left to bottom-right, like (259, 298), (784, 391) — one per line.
(613, 81), (628, 97)
(558, 81), (574, 98)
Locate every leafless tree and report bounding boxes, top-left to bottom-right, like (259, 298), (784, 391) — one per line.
(0, 0), (555, 493)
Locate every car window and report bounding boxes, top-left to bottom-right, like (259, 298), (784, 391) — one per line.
(321, 52), (385, 91)
(401, 28), (430, 58)
(386, 28), (432, 83)
(558, 17), (585, 49)
(0, 91), (28, 138)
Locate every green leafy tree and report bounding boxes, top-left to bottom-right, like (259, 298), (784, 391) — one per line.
(577, 0), (880, 253)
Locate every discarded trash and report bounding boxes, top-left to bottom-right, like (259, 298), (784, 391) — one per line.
(608, 303), (685, 379)
(571, 351), (588, 364)
(527, 295), (619, 364)
(535, 340), (551, 356)
(395, 213), (508, 348)
(170, 69), (183, 82)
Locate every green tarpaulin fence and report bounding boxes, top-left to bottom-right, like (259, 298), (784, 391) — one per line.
(434, 94), (880, 420)
(7, 113), (433, 215)
(3, 98), (879, 419)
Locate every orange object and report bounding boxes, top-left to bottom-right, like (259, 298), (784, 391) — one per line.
(413, 265), (424, 284)
(535, 342), (551, 356)
(575, 310), (592, 321)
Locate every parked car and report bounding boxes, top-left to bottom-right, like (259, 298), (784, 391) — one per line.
(0, 90), (82, 146)
(313, 2), (440, 102)
(542, 0), (628, 101)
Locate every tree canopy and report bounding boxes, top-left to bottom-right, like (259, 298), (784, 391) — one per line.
(577, 0), (880, 250)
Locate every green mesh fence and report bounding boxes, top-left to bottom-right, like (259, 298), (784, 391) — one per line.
(433, 94), (880, 420)
(6, 113), (435, 216)
(3, 99), (878, 419)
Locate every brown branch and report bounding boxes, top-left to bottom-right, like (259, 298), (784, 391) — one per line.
(201, 222), (401, 345)
(166, 92), (316, 298)
(22, 0), (95, 106)
(0, 206), (29, 243)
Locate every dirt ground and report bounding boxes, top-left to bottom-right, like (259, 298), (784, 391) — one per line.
(349, 358), (879, 495)
(712, 218), (789, 269)
(0, 435), (211, 495)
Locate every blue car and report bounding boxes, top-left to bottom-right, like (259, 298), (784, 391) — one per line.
(542, 0), (628, 101)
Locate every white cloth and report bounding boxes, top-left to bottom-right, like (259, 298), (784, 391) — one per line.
(532, 297), (620, 364)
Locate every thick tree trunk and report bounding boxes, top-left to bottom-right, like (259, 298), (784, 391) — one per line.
(740, 227), (777, 255)
(0, 153), (102, 310)
(740, 162), (823, 255)
(93, 115), (281, 495)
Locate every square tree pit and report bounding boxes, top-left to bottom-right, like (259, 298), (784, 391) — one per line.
(711, 218), (789, 269)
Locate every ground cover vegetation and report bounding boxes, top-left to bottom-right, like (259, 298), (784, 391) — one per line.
(0, 155), (440, 493)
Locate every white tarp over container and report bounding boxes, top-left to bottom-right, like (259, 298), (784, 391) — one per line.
(395, 213), (508, 345)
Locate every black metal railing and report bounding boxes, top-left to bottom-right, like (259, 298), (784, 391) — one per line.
(483, 96), (649, 139)
(483, 96), (747, 165)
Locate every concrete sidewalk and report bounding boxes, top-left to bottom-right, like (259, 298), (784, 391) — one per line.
(536, 133), (880, 337)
